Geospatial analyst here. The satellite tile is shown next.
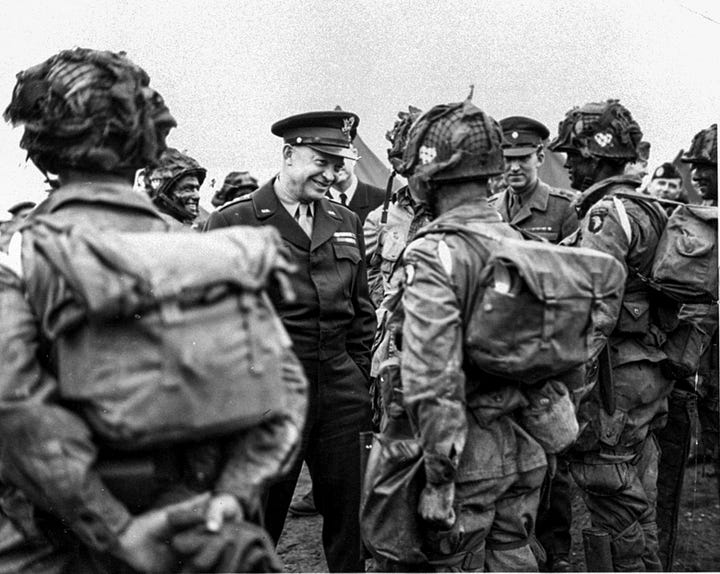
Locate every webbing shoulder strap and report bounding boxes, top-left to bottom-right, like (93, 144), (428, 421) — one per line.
(612, 197), (632, 244)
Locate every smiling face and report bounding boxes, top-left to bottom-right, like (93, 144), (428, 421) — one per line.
(503, 149), (543, 193)
(172, 174), (201, 217)
(282, 145), (344, 202)
(649, 177), (683, 201)
(691, 164), (718, 202)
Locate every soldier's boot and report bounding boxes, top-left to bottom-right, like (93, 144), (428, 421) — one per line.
(610, 521), (646, 572)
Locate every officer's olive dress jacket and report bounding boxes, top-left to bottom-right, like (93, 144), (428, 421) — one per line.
(490, 179), (578, 243)
(205, 177), (376, 376)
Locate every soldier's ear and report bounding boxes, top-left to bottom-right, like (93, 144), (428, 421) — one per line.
(282, 144), (294, 165)
(536, 147), (545, 167)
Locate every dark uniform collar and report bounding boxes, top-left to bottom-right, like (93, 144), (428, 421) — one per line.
(252, 177), (345, 250)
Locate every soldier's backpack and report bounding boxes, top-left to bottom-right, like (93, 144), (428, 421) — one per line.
(8, 217), (297, 449)
(613, 195), (718, 377)
(423, 222), (626, 383)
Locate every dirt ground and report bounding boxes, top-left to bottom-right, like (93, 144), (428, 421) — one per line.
(277, 460), (720, 573)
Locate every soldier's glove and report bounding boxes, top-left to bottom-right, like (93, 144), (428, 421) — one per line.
(169, 518), (282, 573)
(418, 482), (456, 529)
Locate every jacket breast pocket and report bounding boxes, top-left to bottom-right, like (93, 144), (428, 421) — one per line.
(332, 242), (361, 297)
(616, 300), (650, 335)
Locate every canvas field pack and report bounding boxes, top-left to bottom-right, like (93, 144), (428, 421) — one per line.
(16, 217), (296, 449)
(613, 195), (719, 377)
(614, 195), (718, 305)
(419, 223), (626, 384)
(651, 204), (718, 304)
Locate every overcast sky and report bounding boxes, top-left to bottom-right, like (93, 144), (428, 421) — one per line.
(0, 0), (717, 215)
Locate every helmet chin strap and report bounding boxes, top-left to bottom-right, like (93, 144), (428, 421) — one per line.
(577, 155), (602, 192)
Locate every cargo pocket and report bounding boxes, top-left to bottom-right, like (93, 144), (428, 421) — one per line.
(569, 460), (632, 497)
(616, 300), (650, 335)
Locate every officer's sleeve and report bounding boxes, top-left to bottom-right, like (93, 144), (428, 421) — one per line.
(346, 215), (377, 380)
(0, 268), (131, 551)
(363, 206), (384, 308)
(401, 238), (467, 485)
(215, 347), (307, 516)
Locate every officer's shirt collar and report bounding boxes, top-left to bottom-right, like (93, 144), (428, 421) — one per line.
(274, 176), (314, 218)
(328, 174), (358, 204)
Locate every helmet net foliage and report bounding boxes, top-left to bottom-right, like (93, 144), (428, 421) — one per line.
(397, 98), (504, 186)
(682, 124), (717, 166)
(4, 47), (176, 175)
(548, 99), (642, 161)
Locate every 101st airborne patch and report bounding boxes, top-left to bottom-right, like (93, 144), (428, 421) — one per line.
(588, 206), (608, 233)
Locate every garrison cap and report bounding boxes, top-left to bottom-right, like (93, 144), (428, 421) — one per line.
(272, 110), (359, 160)
(8, 200), (36, 215)
(651, 162), (681, 181)
(500, 116), (550, 157)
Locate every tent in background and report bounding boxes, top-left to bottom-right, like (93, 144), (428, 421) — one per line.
(354, 132), (392, 190)
(540, 150), (572, 190)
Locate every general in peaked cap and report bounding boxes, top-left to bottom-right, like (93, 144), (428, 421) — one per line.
(500, 116), (550, 157)
(272, 110), (359, 160)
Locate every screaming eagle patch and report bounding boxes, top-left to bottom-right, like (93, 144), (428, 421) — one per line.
(587, 207), (608, 233)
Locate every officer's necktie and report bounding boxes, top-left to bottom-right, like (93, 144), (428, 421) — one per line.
(339, 192), (348, 206)
(295, 203), (313, 238)
(509, 193), (522, 220)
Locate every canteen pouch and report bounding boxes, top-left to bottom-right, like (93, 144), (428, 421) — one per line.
(518, 379), (579, 454)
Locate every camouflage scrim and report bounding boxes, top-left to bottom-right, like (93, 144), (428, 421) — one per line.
(138, 147), (206, 223)
(681, 124), (717, 166)
(397, 98), (504, 188)
(385, 106), (423, 172)
(4, 48), (176, 175)
(548, 99), (643, 161)
(212, 171), (258, 207)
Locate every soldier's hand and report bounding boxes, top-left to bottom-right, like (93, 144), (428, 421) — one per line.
(113, 492), (210, 573)
(418, 482), (456, 529)
(205, 493), (243, 532)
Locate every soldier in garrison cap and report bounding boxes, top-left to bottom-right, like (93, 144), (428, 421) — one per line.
(204, 110), (375, 573)
(647, 162), (686, 206)
(489, 116), (578, 243)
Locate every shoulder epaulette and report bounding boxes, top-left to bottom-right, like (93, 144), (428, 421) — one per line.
(217, 194), (253, 212)
(548, 187), (577, 202)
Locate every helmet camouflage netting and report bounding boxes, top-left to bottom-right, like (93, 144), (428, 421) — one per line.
(548, 99), (642, 161)
(4, 47), (176, 175)
(386, 106), (423, 172)
(681, 124), (717, 166)
(396, 98), (504, 186)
